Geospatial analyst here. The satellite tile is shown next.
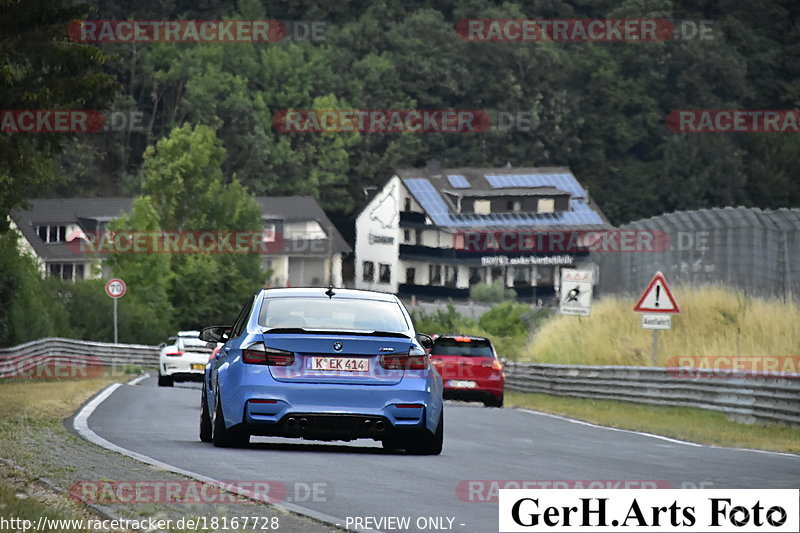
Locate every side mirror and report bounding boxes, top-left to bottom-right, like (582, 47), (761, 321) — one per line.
(199, 325), (231, 344)
(158, 342), (166, 349)
(416, 333), (434, 351)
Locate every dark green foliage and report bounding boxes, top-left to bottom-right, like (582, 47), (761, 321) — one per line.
(40, 0), (800, 223)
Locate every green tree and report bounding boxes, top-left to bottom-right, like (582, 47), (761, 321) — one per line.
(132, 124), (265, 327)
(0, 232), (72, 346)
(0, 0), (119, 226)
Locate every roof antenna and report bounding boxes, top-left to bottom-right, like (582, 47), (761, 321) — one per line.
(325, 286), (335, 299)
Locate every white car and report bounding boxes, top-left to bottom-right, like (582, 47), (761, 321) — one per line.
(158, 331), (211, 387)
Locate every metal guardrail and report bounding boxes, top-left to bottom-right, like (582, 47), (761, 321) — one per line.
(506, 363), (800, 424)
(0, 337), (160, 378)
(1, 338), (797, 426)
(505, 362), (800, 425)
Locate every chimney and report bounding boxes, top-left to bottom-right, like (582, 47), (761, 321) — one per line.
(425, 159), (442, 178)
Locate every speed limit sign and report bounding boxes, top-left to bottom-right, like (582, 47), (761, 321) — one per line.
(105, 278), (126, 299)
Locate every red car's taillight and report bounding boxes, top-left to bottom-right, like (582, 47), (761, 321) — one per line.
(380, 354), (430, 370)
(242, 344), (294, 366)
(481, 359), (504, 371)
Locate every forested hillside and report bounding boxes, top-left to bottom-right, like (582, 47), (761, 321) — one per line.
(36, 0), (800, 225)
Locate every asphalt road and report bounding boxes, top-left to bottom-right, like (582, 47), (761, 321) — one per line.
(84, 376), (800, 533)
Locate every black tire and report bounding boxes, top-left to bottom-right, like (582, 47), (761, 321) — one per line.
(381, 437), (404, 451)
(212, 394), (249, 448)
(484, 394), (504, 408)
(157, 373), (173, 387)
(404, 411), (443, 455)
(199, 383), (212, 443)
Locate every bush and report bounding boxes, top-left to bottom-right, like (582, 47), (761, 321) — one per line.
(469, 281), (516, 303)
(410, 301), (538, 361)
(479, 301), (530, 338)
(0, 232), (72, 347)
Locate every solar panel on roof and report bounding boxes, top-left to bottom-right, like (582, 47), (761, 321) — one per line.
(403, 178), (603, 228)
(446, 175), (470, 188)
(484, 173), (587, 198)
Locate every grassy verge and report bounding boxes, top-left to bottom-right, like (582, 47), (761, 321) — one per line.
(0, 476), (93, 532)
(0, 376), (133, 532)
(506, 391), (800, 454)
(0, 377), (123, 469)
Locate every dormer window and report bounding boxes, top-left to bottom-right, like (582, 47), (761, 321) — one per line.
(538, 198), (555, 213)
(37, 225), (67, 243)
(263, 222), (276, 242)
(474, 200), (491, 214)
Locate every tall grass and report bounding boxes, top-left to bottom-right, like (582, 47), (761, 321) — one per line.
(520, 285), (800, 365)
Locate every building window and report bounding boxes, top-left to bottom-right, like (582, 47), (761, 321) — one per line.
(474, 200), (491, 214)
(378, 263), (391, 284)
(538, 198), (555, 213)
(444, 266), (457, 287)
(403, 229), (411, 243)
(507, 200), (521, 212)
(491, 266), (505, 285)
(429, 265), (442, 286)
(538, 265), (554, 285)
(406, 267), (416, 284)
(37, 225), (67, 243)
(47, 263), (83, 281)
(415, 229), (422, 245)
(468, 267), (483, 285)
(263, 222), (276, 242)
(404, 197), (412, 211)
(513, 266), (530, 287)
(362, 261), (375, 282)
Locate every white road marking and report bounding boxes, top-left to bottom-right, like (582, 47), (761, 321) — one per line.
(73, 379), (379, 533)
(516, 408), (800, 458)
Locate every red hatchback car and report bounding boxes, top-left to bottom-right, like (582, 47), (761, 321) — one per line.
(429, 335), (505, 407)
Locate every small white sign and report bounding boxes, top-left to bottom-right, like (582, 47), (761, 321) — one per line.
(641, 314), (672, 330)
(559, 269), (593, 317)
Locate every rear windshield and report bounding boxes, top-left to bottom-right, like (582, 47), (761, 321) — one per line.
(258, 298), (409, 333)
(181, 337), (209, 351)
(432, 338), (494, 357)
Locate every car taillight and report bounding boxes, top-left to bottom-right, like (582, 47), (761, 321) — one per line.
(242, 343), (294, 366)
(481, 359), (504, 371)
(380, 354), (430, 370)
(165, 351), (183, 357)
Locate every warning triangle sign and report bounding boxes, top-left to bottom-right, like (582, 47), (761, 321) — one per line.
(633, 271), (679, 313)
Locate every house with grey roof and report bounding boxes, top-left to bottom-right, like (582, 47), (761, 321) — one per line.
(354, 164), (610, 301)
(9, 196), (351, 287)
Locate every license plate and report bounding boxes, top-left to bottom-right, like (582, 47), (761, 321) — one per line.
(309, 357), (370, 372)
(191, 363), (205, 370)
(448, 380), (477, 389)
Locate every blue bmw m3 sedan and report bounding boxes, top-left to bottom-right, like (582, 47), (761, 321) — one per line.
(198, 287), (444, 455)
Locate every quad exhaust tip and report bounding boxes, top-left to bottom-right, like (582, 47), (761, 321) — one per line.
(286, 417), (296, 428)
(298, 417), (308, 430)
(375, 420), (385, 431)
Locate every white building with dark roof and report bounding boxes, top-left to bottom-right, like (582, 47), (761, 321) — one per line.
(9, 196), (350, 286)
(354, 165), (611, 301)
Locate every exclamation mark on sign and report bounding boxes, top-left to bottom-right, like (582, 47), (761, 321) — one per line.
(654, 285), (661, 307)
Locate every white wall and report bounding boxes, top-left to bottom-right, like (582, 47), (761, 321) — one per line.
(355, 176), (402, 293)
